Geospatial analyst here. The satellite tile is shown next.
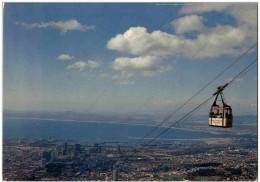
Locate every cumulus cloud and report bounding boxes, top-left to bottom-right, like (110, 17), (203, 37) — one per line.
(57, 54), (74, 60)
(171, 15), (204, 34)
(180, 3), (257, 40)
(112, 56), (161, 71)
(67, 61), (87, 71)
(142, 66), (173, 77)
(229, 4), (257, 40)
(15, 19), (95, 34)
(111, 55), (172, 77)
(112, 72), (134, 79)
(179, 3), (231, 14)
(229, 4), (257, 27)
(67, 60), (100, 71)
(86, 60), (101, 69)
(107, 26), (247, 59)
(107, 3), (256, 79)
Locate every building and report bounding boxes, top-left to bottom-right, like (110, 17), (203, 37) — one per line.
(117, 145), (121, 154)
(51, 148), (56, 162)
(41, 158), (47, 168)
(63, 141), (68, 155)
(74, 144), (81, 158)
(94, 143), (99, 152)
(98, 146), (102, 153)
(42, 151), (52, 162)
(113, 169), (119, 181)
(75, 144), (81, 152)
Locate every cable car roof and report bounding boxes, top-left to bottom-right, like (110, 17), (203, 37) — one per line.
(211, 107), (232, 110)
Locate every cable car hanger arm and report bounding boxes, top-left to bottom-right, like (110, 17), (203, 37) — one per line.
(213, 83), (229, 96)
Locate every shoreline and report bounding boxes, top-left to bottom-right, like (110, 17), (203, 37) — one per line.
(4, 117), (256, 137)
(4, 117), (203, 132)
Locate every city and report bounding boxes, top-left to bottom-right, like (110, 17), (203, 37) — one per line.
(3, 136), (257, 181)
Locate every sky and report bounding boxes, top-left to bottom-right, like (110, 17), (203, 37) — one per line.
(3, 3), (258, 116)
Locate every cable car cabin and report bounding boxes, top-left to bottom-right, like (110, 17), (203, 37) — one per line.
(209, 106), (233, 127)
(209, 84), (233, 127)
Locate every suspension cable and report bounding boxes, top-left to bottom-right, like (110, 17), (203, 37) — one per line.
(135, 43), (257, 145)
(120, 56), (257, 164)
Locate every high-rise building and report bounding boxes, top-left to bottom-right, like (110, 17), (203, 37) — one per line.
(117, 145), (121, 154)
(41, 158), (47, 167)
(75, 144), (81, 152)
(42, 151), (52, 162)
(56, 146), (63, 157)
(51, 148), (56, 162)
(63, 141), (68, 155)
(98, 146), (102, 153)
(113, 169), (118, 181)
(74, 144), (81, 158)
(94, 143), (99, 152)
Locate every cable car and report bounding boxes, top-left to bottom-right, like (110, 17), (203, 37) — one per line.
(209, 83), (233, 127)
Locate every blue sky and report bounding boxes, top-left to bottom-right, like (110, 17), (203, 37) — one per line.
(3, 3), (257, 115)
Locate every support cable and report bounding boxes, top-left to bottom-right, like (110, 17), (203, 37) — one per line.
(120, 57), (257, 164)
(135, 43), (257, 145)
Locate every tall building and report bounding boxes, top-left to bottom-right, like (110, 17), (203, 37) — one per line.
(41, 158), (47, 168)
(51, 148), (56, 162)
(74, 144), (81, 158)
(94, 143), (99, 152)
(63, 141), (68, 155)
(56, 146), (63, 157)
(117, 145), (121, 154)
(113, 169), (119, 181)
(98, 146), (102, 153)
(42, 151), (52, 162)
(75, 144), (81, 152)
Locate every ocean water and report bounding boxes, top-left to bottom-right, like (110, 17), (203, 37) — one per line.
(4, 118), (226, 145)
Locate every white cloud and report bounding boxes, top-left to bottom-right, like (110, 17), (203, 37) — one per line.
(229, 4), (257, 27)
(107, 3), (256, 79)
(86, 60), (101, 69)
(111, 72), (134, 80)
(179, 3), (231, 14)
(142, 66), (173, 77)
(179, 3), (257, 40)
(16, 19), (95, 34)
(112, 55), (161, 71)
(229, 4), (257, 40)
(67, 60), (100, 71)
(107, 26), (247, 59)
(111, 55), (172, 77)
(116, 80), (135, 85)
(67, 61), (87, 71)
(57, 54), (74, 60)
(179, 2), (257, 28)
(171, 15), (204, 34)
